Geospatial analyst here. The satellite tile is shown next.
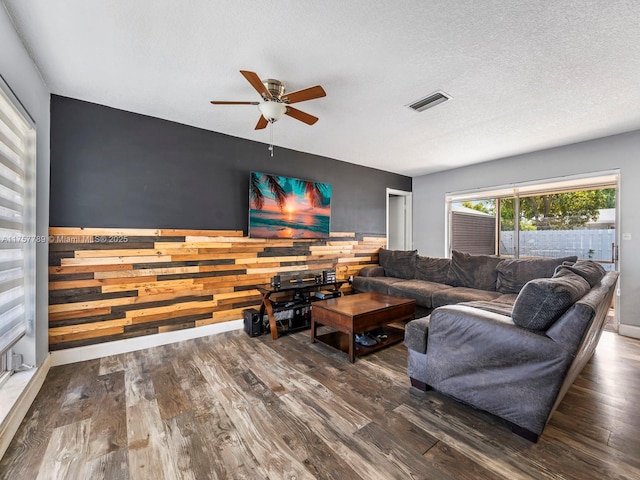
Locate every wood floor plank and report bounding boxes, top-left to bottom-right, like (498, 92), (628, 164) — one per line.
(127, 400), (179, 479)
(123, 350), (156, 406)
(182, 379), (267, 479)
(55, 359), (102, 428)
(98, 353), (126, 376)
(83, 448), (129, 480)
(87, 371), (127, 459)
(422, 440), (505, 480)
(370, 410), (440, 456)
(354, 421), (456, 480)
(163, 411), (209, 480)
(35, 419), (91, 480)
(149, 363), (191, 420)
(547, 409), (612, 445)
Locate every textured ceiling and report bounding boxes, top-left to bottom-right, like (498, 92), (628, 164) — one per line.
(4, 0), (640, 176)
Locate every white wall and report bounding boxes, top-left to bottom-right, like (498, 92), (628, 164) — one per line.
(413, 129), (640, 331)
(0, 5), (51, 366)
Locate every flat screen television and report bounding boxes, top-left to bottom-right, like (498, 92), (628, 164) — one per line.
(249, 171), (331, 239)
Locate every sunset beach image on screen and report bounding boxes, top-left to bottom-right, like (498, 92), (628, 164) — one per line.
(249, 172), (331, 238)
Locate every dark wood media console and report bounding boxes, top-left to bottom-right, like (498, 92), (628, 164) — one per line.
(256, 280), (346, 339)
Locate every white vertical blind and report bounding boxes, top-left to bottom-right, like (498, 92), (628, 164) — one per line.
(0, 87), (32, 356)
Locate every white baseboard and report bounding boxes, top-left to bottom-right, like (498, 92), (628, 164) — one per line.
(619, 323), (640, 340)
(0, 353), (51, 460)
(51, 319), (244, 366)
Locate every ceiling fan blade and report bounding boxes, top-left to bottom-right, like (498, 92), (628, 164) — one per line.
(282, 85), (326, 104)
(240, 70), (273, 99)
(210, 101), (260, 105)
(255, 115), (269, 130)
(285, 106), (319, 125)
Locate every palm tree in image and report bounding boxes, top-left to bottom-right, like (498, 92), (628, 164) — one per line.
(250, 172), (288, 211)
(296, 179), (328, 208)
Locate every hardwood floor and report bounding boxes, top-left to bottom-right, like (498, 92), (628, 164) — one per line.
(1, 329), (639, 479)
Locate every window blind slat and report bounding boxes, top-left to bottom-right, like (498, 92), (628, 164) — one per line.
(0, 108), (24, 139)
(0, 219), (23, 231)
(0, 174), (23, 197)
(0, 129), (25, 164)
(0, 321), (26, 357)
(0, 112), (25, 142)
(0, 196), (22, 214)
(0, 294), (23, 317)
(0, 148), (25, 179)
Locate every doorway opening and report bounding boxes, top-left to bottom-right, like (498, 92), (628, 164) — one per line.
(386, 189), (412, 251)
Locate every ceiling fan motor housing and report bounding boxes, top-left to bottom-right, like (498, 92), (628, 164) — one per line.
(263, 79), (285, 100)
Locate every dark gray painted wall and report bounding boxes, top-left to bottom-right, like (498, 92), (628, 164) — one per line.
(50, 96), (411, 234)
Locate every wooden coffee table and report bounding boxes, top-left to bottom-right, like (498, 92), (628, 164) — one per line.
(311, 292), (415, 362)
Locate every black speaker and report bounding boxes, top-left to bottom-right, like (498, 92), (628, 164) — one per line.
(243, 308), (263, 337)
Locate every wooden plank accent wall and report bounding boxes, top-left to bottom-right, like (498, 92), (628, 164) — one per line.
(48, 227), (385, 351)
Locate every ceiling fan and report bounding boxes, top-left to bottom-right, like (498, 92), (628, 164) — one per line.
(211, 70), (326, 130)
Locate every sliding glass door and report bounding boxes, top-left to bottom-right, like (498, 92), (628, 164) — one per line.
(448, 173), (619, 270)
(447, 172), (619, 331)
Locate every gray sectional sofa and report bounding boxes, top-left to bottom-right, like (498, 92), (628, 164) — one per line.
(353, 249), (619, 441)
(353, 249), (580, 316)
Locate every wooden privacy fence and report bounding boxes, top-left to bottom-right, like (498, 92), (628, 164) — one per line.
(48, 227), (384, 351)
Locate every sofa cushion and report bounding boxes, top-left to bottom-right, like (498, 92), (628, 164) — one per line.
(496, 256), (579, 293)
(460, 300), (514, 317)
(512, 273), (590, 331)
(379, 248), (417, 280)
(415, 256), (453, 284)
(431, 287), (502, 308)
(553, 260), (606, 288)
(388, 280), (453, 308)
(450, 250), (502, 291)
(352, 276), (404, 295)
(359, 265), (386, 277)
(493, 293), (519, 306)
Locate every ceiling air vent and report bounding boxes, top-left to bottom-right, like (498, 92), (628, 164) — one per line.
(407, 91), (451, 112)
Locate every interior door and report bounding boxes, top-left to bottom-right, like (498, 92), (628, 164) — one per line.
(387, 189), (412, 250)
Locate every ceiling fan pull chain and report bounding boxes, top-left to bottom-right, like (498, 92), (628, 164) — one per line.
(269, 121), (274, 157)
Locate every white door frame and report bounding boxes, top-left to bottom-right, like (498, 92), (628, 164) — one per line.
(386, 188), (413, 250)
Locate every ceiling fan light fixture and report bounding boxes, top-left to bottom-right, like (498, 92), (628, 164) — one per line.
(258, 100), (287, 122)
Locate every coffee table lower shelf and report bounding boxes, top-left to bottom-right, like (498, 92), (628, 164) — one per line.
(313, 326), (404, 361)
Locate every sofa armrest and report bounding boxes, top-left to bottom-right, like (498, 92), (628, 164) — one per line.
(404, 316), (430, 354)
(424, 305), (570, 435)
(426, 305), (565, 373)
(359, 265), (386, 277)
